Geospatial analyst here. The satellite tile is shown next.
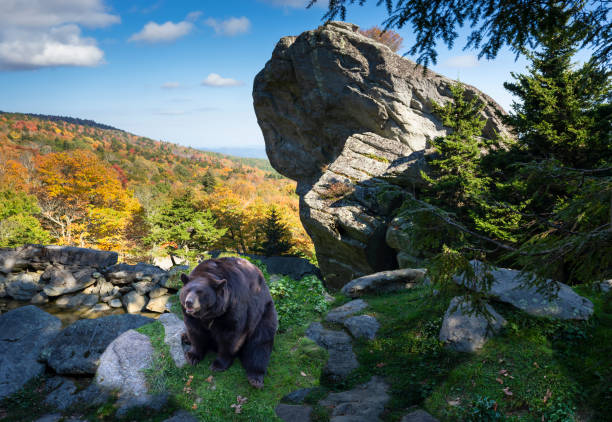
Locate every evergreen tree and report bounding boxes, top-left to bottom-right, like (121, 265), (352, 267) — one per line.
(259, 206), (293, 257)
(201, 169), (216, 193)
(147, 190), (226, 261)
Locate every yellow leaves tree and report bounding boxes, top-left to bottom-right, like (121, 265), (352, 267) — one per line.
(359, 26), (403, 52)
(35, 150), (141, 250)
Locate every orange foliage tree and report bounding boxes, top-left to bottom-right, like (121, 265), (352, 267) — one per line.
(35, 150), (140, 250)
(359, 26), (403, 52)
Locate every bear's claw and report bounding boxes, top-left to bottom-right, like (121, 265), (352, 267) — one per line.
(248, 377), (264, 389)
(185, 350), (202, 366)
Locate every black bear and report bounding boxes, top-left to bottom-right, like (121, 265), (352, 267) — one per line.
(179, 257), (278, 388)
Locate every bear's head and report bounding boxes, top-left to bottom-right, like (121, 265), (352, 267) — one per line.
(179, 273), (228, 319)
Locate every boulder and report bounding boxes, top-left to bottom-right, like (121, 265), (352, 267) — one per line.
(31, 291), (49, 304)
(43, 245), (118, 269)
(597, 279), (611, 293)
(91, 303), (111, 312)
(109, 298), (123, 308)
(456, 260), (594, 320)
(439, 297), (506, 353)
(41, 267), (96, 297)
(158, 313), (187, 368)
(401, 410), (440, 422)
(105, 263), (168, 285)
(319, 376), (389, 422)
(40, 314), (153, 375)
(133, 280), (156, 295)
(275, 404), (312, 422)
(5, 272), (42, 300)
(344, 315), (380, 340)
(341, 268), (426, 297)
(153, 256), (187, 271)
(306, 322), (358, 381)
(146, 294), (171, 313)
(43, 377), (109, 411)
(149, 286), (168, 298)
(282, 388), (315, 404)
(123, 290), (148, 314)
(0, 244), (44, 274)
(253, 22), (508, 288)
(326, 299), (368, 323)
(55, 293), (98, 309)
(95, 329), (166, 414)
(0, 306), (61, 399)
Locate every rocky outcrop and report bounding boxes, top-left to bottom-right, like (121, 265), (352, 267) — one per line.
(0, 306), (61, 399)
(456, 260), (594, 320)
(319, 376), (390, 422)
(253, 22), (509, 289)
(341, 268), (427, 297)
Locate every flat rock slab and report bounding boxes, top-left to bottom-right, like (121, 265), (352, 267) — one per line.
(401, 409), (440, 422)
(319, 376), (389, 422)
(439, 296), (506, 353)
(275, 404), (313, 422)
(344, 315), (380, 340)
(162, 410), (200, 422)
(41, 314), (153, 375)
(146, 294), (171, 313)
(456, 260), (594, 320)
(0, 306), (61, 400)
(95, 329), (165, 415)
(158, 313), (187, 368)
(105, 263), (167, 285)
(306, 322), (358, 381)
(326, 299), (368, 323)
(341, 268), (427, 298)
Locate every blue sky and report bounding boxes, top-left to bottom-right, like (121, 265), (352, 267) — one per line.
(0, 0), (533, 150)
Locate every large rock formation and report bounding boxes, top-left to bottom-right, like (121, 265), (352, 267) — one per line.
(253, 22), (509, 289)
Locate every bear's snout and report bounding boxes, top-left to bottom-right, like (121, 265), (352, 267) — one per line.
(183, 291), (201, 314)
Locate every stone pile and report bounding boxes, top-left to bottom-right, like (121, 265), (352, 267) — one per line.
(0, 245), (181, 315)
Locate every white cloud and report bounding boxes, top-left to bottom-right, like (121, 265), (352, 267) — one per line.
(162, 82), (180, 89)
(0, 0), (117, 70)
(443, 54), (479, 68)
(205, 17), (250, 36)
(201, 73), (243, 87)
(0, 0), (120, 28)
(129, 21), (193, 43)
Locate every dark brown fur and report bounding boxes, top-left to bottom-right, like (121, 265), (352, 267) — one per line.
(179, 257), (278, 388)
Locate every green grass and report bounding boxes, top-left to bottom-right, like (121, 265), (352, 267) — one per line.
(137, 321), (327, 422)
(327, 283), (611, 422)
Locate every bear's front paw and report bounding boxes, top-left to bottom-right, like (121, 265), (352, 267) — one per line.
(185, 350), (203, 366)
(248, 375), (264, 389)
(181, 332), (191, 345)
(210, 358), (231, 372)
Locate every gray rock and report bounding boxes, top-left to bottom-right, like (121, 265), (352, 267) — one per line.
(275, 404), (312, 422)
(344, 315), (380, 340)
(153, 256), (187, 271)
(105, 263), (168, 285)
(40, 314), (153, 375)
(109, 298), (123, 308)
(0, 275), (6, 297)
(243, 253), (322, 280)
(341, 268), (426, 297)
(97, 280), (115, 297)
(146, 294), (171, 313)
(253, 22), (508, 288)
(306, 322), (358, 381)
(31, 291), (49, 304)
(401, 409), (440, 422)
(149, 286), (169, 298)
(123, 290), (148, 313)
(326, 299), (368, 323)
(0, 244), (44, 274)
(91, 303), (111, 312)
(34, 415), (62, 422)
(439, 296), (506, 353)
(456, 260), (594, 320)
(0, 306), (61, 399)
(158, 312), (187, 368)
(133, 280), (156, 295)
(42, 245), (117, 269)
(319, 376), (389, 422)
(42, 267), (96, 297)
(282, 388), (314, 404)
(44, 377), (77, 410)
(5, 272), (41, 300)
(95, 329), (165, 414)
(55, 293), (98, 309)
(162, 410), (199, 422)
(597, 279), (611, 293)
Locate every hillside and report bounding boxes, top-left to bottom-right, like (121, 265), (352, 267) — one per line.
(0, 111), (313, 260)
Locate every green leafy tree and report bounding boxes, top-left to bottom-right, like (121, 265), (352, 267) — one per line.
(310, 0), (610, 67)
(258, 206), (293, 257)
(147, 190), (226, 262)
(0, 190), (50, 247)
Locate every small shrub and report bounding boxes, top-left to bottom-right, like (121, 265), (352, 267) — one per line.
(319, 181), (354, 200)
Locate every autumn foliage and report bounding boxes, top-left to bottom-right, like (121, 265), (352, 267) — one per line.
(359, 26), (403, 52)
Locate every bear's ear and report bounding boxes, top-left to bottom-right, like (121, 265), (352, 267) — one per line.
(211, 278), (227, 290)
(180, 274), (190, 285)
